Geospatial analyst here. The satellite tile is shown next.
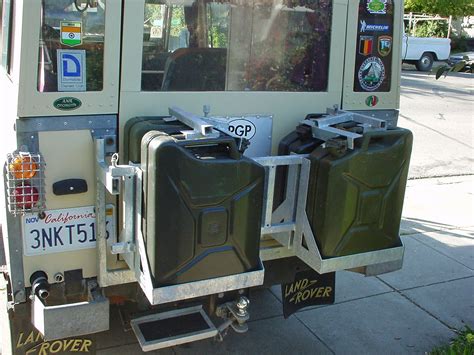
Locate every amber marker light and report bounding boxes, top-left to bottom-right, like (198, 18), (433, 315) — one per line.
(9, 156), (38, 179)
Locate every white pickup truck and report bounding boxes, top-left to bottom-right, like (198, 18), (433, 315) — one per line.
(402, 30), (451, 71)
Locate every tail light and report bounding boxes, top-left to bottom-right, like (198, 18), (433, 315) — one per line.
(6, 151), (45, 216)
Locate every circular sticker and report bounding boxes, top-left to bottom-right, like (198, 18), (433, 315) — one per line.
(366, 95), (379, 107)
(358, 57), (386, 92)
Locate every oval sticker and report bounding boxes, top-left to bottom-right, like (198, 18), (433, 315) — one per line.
(228, 119), (257, 140)
(365, 95), (379, 107)
(53, 97), (82, 111)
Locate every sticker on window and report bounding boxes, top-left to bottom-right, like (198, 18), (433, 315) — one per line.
(378, 36), (393, 57)
(359, 36), (374, 56)
(366, 0), (387, 14)
(57, 49), (87, 92)
(354, 0), (394, 92)
(358, 56), (386, 91)
(60, 21), (83, 47)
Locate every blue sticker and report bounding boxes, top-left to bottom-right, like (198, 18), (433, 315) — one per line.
(57, 49), (86, 92)
(360, 20), (390, 33)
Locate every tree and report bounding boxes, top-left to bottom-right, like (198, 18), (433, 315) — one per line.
(405, 0), (474, 18)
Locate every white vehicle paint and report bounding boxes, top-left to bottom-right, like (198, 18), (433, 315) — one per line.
(402, 29), (451, 71)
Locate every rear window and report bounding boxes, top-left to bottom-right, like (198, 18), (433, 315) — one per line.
(37, 0), (106, 92)
(141, 0), (333, 92)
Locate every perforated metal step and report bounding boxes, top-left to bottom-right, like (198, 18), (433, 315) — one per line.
(131, 305), (217, 351)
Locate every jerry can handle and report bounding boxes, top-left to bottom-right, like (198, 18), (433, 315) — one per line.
(178, 137), (242, 160)
(360, 129), (406, 151)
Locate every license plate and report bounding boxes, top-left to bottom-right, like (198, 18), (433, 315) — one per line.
(22, 205), (115, 256)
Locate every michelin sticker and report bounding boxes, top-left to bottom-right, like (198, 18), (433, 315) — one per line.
(57, 49), (86, 92)
(367, 0), (387, 14)
(358, 57), (386, 91)
(360, 20), (390, 33)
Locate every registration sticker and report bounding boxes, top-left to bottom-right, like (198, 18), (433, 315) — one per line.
(22, 206), (115, 256)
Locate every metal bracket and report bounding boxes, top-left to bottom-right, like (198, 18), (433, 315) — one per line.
(31, 279), (109, 341)
(94, 137), (264, 302)
(167, 106), (249, 152)
(167, 106), (220, 139)
(95, 139), (137, 287)
(253, 155), (405, 274)
(302, 108), (387, 149)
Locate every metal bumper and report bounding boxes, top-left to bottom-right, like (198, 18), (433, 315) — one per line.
(31, 281), (109, 341)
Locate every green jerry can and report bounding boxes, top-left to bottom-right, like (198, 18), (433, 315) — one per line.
(125, 117), (265, 287)
(123, 116), (188, 163)
(279, 125), (413, 258)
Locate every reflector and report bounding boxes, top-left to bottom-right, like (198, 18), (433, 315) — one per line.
(9, 156), (38, 179)
(12, 184), (39, 209)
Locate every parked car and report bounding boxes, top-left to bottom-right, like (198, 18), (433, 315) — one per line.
(402, 28), (451, 71)
(449, 52), (474, 72)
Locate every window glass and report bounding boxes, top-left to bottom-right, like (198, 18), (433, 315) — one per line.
(37, 0), (106, 92)
(142, 0), (333, 92)
(1, 0), (13, 72)
(353, 0), (394, 93)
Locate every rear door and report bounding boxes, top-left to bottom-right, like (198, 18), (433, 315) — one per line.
(119, 0), (349, 152)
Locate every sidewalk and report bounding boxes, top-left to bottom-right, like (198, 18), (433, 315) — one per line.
(94, 176), (474, 354)
(1, 176), (472, 354)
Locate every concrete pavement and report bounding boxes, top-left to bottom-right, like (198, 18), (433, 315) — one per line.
(91, 175), (474, 354)
(399, 68), (473, 179)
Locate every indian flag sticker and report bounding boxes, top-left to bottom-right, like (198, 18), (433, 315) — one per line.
(60, 21), (82, 47)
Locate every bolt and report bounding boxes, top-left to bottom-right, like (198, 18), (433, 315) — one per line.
(54, 272), (64, 283)
(236, 296), (250, 317)
(218, 292), (225, 299)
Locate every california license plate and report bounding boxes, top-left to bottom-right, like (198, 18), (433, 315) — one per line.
(22, 206), (115, 256)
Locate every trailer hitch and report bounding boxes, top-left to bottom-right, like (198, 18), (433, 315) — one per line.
(215, 296), (251, 340)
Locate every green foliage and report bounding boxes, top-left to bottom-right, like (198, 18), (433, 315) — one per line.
(207, 5), (229, 48)
(144, 4), (164, 24)
(430, 326), (474, 355)
(405, 0), (474, 18)
(413, 21), (449, 38)
(451, 36), (470, 52)
(169, 6), (185, 37)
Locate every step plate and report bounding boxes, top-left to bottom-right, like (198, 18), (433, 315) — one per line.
(131, 306), (218, 351)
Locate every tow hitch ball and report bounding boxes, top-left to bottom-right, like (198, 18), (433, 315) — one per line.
(216, 296), (250, 339)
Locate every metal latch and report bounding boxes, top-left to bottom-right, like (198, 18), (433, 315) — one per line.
(166, 106), (250, 152)
(302, 107), (387, 149)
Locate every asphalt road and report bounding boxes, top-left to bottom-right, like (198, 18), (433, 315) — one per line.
(399, 66), (474, 179)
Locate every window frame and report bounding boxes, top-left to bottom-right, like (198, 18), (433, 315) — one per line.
(17, 0), (122, 117)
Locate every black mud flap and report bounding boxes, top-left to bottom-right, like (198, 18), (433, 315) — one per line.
(281, 270), (336, 319)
